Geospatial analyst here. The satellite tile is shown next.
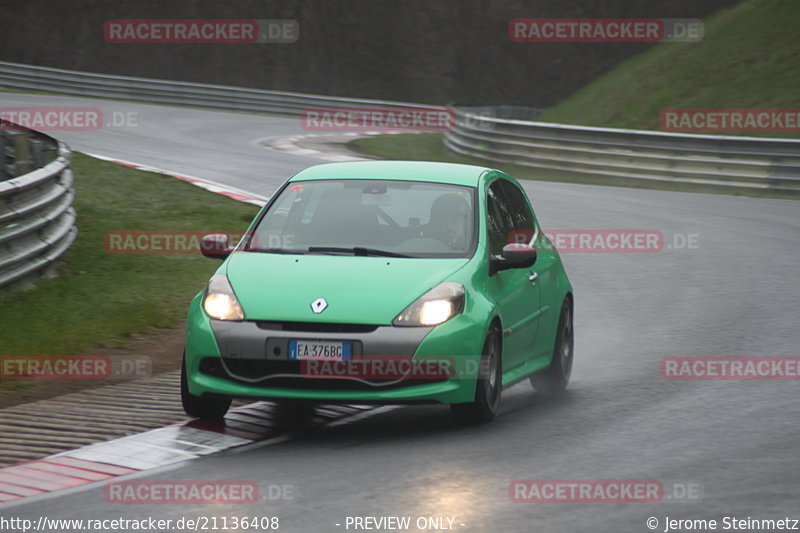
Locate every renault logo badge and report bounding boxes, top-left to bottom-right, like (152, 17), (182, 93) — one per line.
(311, 298), (328, 314)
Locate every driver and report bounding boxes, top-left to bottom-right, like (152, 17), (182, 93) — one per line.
(418, 193), (470, 249)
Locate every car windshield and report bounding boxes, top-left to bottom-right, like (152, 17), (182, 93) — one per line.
(244, 179), (476, 258)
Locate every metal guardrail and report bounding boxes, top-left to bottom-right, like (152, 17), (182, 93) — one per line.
(445, 108), (800, 193)
(1, 60), (797, 198)
(0, 124), (76, 289)
(0, 60), (426, 115)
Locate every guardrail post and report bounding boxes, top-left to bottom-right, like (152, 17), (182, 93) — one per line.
(10, 132), (32, 176)
(30, 138), (46, 168)
(0, 131), (7, 180)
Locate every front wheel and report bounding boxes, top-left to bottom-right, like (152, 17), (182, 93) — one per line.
(181, 354), (231, 420)
(530, 298), (573, 395)
(451, 326), (502, 424)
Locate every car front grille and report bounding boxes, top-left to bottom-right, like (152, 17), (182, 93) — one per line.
(201, 357), (446, 391)
(254, 321), (379, 334)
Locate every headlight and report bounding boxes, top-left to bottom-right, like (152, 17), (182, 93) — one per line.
(393, 282), (465, 327)
(202, 275), (245, 321)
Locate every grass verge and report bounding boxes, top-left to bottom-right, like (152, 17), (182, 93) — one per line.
(0, 152), (259, 357)
(537, 0), (800, 137)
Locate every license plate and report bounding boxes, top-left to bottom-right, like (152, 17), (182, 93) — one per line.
(288, 340), (352, 361)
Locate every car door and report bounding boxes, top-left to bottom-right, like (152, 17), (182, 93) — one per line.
(499, 179), (554, 362)
(485, 179), (541, 372)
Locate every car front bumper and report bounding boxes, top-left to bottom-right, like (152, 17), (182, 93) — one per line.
(184, 295), (486, 405)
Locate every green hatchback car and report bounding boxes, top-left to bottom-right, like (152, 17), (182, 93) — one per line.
(182, 161), (573, 424)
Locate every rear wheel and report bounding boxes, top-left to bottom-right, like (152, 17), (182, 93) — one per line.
(181, 354), (231, 419)
(451, 326), (502, 424)
(530, 298), (573, 395)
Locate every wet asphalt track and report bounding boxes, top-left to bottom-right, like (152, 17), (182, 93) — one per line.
(2, 94), (800, 532)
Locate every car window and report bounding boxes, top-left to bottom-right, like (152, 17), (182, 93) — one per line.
(498, 178), (536, 245)
(486, 180), (517, 256)
(246, 179), (476, 258)
(499, 180), (534, 231)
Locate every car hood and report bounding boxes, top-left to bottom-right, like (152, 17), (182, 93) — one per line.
(225, 252), (470, 324)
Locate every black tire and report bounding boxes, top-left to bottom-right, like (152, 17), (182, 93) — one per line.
(451, 326), (502, 424)
(530, 298), (573, 395)
(181, 354), (231, 419)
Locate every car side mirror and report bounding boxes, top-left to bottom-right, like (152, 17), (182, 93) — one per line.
(201, 234), (233, 259)
(490, 243), (537, 274)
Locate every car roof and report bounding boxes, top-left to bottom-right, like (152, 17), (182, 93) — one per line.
(289, 160), (499, 187)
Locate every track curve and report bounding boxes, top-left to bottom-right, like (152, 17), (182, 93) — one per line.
(2, 93), (799, 532)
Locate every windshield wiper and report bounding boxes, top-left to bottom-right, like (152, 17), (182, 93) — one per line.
(307, 246), (411, 258)
(250, 247), (306, 255)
